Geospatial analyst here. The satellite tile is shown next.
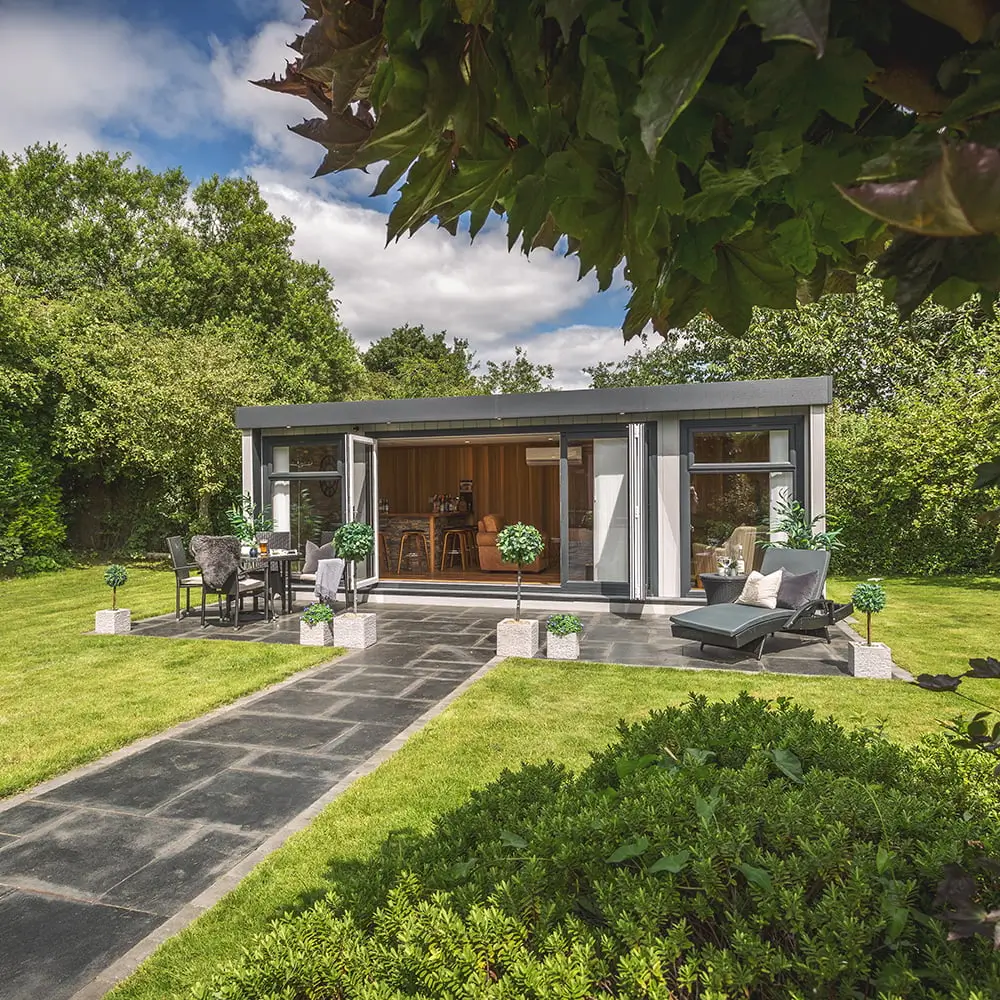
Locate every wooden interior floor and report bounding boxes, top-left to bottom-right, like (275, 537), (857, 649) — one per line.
(380, 566), (561, 585)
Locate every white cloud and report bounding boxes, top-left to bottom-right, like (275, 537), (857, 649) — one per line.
(0, 6), (217, 157)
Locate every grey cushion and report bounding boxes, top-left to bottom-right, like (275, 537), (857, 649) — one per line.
(302, 540), (335, 575)
(178, 576), (201, 587)
(671, 603), (792, 640)
(237, 577), (265, 593)
(292, 572), (316, 583)
(777, 570), (820, 610)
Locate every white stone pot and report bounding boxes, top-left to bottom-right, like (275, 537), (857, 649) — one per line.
(335, 612), (377, 649)
(299, 620), (335, 646)
(497, 618), (539, 658)
(546, 631), (580, 659)
(95, 608), (131, 634)
(848, 641), (893, 679)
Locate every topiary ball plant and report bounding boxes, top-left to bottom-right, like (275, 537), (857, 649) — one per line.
(332, 521), (375, 614)
(189, 694), (1000, 1000)
(495, 522), (544, 620)
(103, 564), (128, 611)
(852, 579), (887, 646)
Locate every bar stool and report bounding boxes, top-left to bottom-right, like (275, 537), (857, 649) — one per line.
(461, 526), (480, 568)
(379, 534), (392, 570)
(397, 531), (430, 573)
(440, 529), (470, 571)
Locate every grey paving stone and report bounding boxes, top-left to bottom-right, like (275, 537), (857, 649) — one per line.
(406, 676), (467, 702)
(0, 800), (71, 837)
(326, 722), (401, 759)
(39, 740), (246, 812)
(0, 891), (163, 1000)
(156, 768), (332, 832)
(180, 711), (350, 751)
(103, 830), (259, 915)
(242, 750), (358, 781)
(337, 643), (428, 668)
(327, 672), (423, 697)
(246, 686), (350, 718)
(0, 810), (192, 895)
(415, 643), (483, 664)
(308, 661), (362, 681)
(332, 695), (430, 728)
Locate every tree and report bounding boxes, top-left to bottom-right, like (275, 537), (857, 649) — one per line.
(258, 0), (1000, 341)
(587, 278), (998, 412)
(361, 324), (481, 397)
(481, 346), (554, 394)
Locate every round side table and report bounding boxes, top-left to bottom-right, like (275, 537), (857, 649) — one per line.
(700, 572), (748, 605)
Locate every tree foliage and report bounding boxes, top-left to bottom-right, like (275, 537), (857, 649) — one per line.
(260, 0), (1000, 340)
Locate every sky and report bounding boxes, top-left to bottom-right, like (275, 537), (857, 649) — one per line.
(0, 0), (648, 388)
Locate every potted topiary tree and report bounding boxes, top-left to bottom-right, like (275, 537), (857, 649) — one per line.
(95, 564), (131, 634)
(495, 522), (545, 657)
(299, 601), (335, 646)
(332, 521), (376, 648)
(546, 613), (583, 660)
(848, 580), (892, 678)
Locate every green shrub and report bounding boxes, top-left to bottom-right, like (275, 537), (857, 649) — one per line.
(301, 602), (334, 626)
(547, 612), (583, 636)
(103, 564), (128, 610)
(332, 521), (375, 614)
(188, 695), (1000, 1000)
(852, 580), (888, 646)
(495, 522), (544, 620)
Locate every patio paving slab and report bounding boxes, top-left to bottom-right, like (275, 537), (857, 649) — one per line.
(0, 602), (855, 1000)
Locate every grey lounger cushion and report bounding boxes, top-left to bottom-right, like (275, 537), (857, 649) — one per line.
(671, 603), (792, 640)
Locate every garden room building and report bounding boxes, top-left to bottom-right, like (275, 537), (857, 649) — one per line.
(236, 376), (831, 610)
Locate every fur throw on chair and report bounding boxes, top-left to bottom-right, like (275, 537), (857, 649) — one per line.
(190, 535), (240, 593)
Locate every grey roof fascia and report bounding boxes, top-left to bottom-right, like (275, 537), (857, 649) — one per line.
(234, 376), (832, 430)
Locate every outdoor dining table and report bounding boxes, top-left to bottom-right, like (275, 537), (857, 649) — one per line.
(240, 550), (300, 620)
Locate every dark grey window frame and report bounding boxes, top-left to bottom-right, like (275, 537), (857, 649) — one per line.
(680, 416), (805, 599)
(260, 435), (347, 522)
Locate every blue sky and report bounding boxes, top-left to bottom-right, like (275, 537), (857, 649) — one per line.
(0, 0), (642, 385)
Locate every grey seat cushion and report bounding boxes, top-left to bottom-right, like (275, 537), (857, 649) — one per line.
(237, 577), (265, 593)
(178, 576), (201, 587)
(671, 604), (793, 639)
(292, 572), (316, 583)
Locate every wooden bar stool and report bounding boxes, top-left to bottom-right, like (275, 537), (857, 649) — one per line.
(379, 534), (392, 570)
(397, 531), (430, 573)
(461, 526), (480, 568)
(440, 529), (470, 571)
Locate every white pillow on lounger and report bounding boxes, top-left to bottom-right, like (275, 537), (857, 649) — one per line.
(735, 569), (784, 610)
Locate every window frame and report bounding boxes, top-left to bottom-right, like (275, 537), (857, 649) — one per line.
(680, 417), (805, 598)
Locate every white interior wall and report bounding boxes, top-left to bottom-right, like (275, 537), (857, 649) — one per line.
(241, 431), (254, 500)
(271, 446), (290, 532)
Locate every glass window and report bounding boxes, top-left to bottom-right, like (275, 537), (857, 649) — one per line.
(289, 442), (343, 475)
(693, 429), (787, 464)
(567, 438), (628, 583)
(267, 439), (345, 551)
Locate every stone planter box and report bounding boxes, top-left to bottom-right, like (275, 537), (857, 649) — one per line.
(335, 612), (377, 649)
(848, 641), (893, 679)
(546, 631), (580, 659)
(497, 618), (539, 658)
(95, 608), (131, 634)
(299, 620), (335, 646)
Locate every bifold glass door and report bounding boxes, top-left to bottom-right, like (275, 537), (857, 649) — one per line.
(562, 424), (648, 598)
(346, 434), (379, 589)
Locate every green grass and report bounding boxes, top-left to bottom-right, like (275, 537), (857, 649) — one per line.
(110, 640), (997, 1000)
(828, 574), (999, 678)
(0, 566), (336, 797)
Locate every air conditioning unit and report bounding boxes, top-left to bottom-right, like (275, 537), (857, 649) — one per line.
(525, 446), (582, 466)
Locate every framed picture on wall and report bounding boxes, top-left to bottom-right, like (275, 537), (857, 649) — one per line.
(459, 480), (472, 491)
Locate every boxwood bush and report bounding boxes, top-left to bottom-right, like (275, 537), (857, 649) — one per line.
(189, 695), (1000, 999)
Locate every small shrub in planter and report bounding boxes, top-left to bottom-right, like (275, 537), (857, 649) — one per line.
(546, 613), (583, 659)
(332, 521), (377, 648)
(299, 602), (334, 646)
(187, 694), (1000, 1000)
(849, 580), (891, 678)
(495, 522), (544, 656)
(95, 564), (130, 634)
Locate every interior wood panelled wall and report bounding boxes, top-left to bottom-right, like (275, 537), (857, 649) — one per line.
(379, 444), (560, 537)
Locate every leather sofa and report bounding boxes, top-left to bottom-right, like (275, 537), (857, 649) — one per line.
(476, 514), (548, 572)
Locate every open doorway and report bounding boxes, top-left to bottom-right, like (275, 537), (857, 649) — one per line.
(377, 433), (560, 585)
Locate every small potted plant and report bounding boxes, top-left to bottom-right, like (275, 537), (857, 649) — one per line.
(495, 522), (545, 657)
(95, 564), (131, 634)
(299, 602), (335, 646)
(332, 521), (376, 648)
(546, 613), (583, 660)
(848, 580), (892, 678)
(226, 492), (273, 555)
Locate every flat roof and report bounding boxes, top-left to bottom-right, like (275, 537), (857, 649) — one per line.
(235, 376), (832, 430)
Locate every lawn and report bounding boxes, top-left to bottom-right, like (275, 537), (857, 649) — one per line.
(0, 565), (336, 797)
(110, 586), (999, 1000)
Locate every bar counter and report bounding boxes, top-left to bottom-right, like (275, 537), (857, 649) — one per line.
(381, 512), (473, 573)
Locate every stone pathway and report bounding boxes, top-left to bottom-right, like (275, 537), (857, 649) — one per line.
(0, 604), (851, 1000)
